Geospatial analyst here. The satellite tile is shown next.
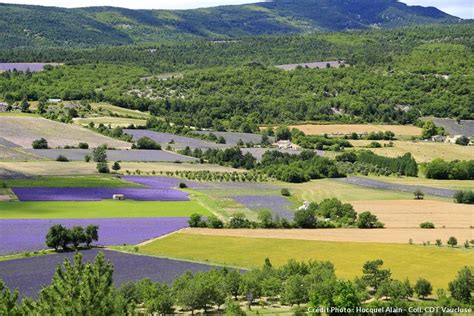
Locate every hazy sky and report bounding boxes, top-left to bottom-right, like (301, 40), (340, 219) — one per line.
(1, 0), (472, 18)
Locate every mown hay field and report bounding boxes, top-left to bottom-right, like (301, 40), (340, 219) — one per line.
(289, 124), (422, 136)
(0, 116), (130, 149)
(284, 179), (447, 203)
(350, 140), (474, 162)
(73, 117), (147, 128)
(139, 232), (474, 289)
(365, 176), (474, 190)
(0, 200), (210, 219)
(350, 200), (473, 228)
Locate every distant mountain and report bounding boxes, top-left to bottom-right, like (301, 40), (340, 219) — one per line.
(0, 0), (460, 48)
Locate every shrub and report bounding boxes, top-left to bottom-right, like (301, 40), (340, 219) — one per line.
(419, 222), (435, 229)
(112, 161), (121, 172)
(56, 155), (69, 162)
(96, 162), (110, 174)
(179, 182), (188, 189)
(84, 154), (91, 162)
(447, 236), (458, 247)
(78, 142), (89, 149)
(32, 138), (48, 149)
(207, 215), (224, 229)
(413, 189), (424, 200)
(455, 136), (470, 146)
(188, 214), (206, 228)
(357, 211), (384, 228)
(136, 137), (161, 150)
(454, 190), (474, 204)
(280, 188), (291, 196)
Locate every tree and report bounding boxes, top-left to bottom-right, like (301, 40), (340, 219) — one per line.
(146, 283), (174, 315)
(96, 162), (110, 174)
(78, 142), (89, 149)
(361, 259), (391, 291)
(188, 213), (206, 228)
(32, 138), (48, 149)
(455, 136), (470, 146)
(228, 213), (251, 229)
(281, 274), (308, 306)
(414, 278), (432, 299)
(69, 226), (85, 249)
(257, 209), (274, 228)
(136, 137), (161, 150)
(357, 211), (384, 228)
(29, 252), (129, 315)
(45, 224), (70, 251)
(275, 126), (292, 141)
(332, 280), (361, 310)
(20, 98), (30, 113)
(413, 189), (424, 200)
(421, 121), (437, 139)
(217, 136), (226, 144)
(448, 267), (473, 304)
(240, 270), (262, 310)
(207, 215), (224, 228)
(0, 280), (20, 315)
(224, 270), (242, 299)
(92, 145), (108, 162)
(293, 208), (316, 228)
(56, 155), (69, 162)
(112, 162), (121, 172)
(84, 225), (99, 247)
(447, 236), (458, 247)
(224, 298), (246, 316)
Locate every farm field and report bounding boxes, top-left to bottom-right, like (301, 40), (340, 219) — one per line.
(0, 217), (189, 255)
(423, 117), (474, 137)
(73, 116), (147, 127)
(336, 176), (457, 198)
(139, 232), (474, 290)
(0, 116), (131, 149)
(0, 146), (45, 161)
(0, 161), (241, 176)
(4, 175), (142, 188)
(181, 227), (473, 246)
(288, 124), (422, 136)
(90, 102), (151, 119)
(365, 175), (474, 190)
(0, 249), (216, 298)
(28, 148), (197, 162)
(0, 200), (210, 219)
(194, 131), (274, 146)
(350, 140), (474, 162)
(284, 179), (446, 202)
(349, 200), (474, 228)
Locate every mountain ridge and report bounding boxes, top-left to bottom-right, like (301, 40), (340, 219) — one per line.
(0, 0), (461, 48)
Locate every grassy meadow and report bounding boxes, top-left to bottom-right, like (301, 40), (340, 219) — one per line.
(139, 233), (474, 290)
(0, 200), (210, 219)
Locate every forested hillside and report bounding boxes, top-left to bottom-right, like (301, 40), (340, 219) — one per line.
(0, 0), (460, 48)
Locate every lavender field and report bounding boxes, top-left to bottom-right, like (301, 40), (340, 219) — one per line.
(231, 195), (294, 219)
(0, 249), (217, 298)
(12, 187), (189, 201)
(0, 217), (188, 255)
(28, 149), (197, 162)
(0, 63), (60, 72)
(123, 176), (208, 189)
(124, 129), (227, 150)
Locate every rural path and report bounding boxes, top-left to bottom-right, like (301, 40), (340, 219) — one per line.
(334, 176), (457, 198)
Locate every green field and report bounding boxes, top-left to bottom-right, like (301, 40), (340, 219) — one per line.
(286, 179), (448, 203)
(4, 176), (142, 188)
(139, 233), (473, 290)
(366, 175), (474, 191)
(0, 200), (210, 219)
(0, 112), (39, 117)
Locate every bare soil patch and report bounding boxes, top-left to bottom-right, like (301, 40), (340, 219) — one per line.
(183, 228), (473, 244)
(350, 200), (473, 228)
(289, 124), (421, 136)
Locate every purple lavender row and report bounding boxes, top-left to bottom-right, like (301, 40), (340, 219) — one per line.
(12, 187), (189, 201)
(0, 217), (189, 255)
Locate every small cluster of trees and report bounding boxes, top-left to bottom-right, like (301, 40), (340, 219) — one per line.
(425, 159), (474, 180)
(87, 123), (133, 142)
(132, 136), (161, 150)
(2, 253), (472, 315)
(31, 138), (48, 149)
(179, 146), (257, 170)
(357, 151), (418, 177)
(91, 144), (120, 173)
(454, 190), (474, 204)
(190, 198), (383, 229)
(45, 224), (99, 251)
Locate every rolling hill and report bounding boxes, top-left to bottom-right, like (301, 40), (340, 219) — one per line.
(0, 0), (460, 48)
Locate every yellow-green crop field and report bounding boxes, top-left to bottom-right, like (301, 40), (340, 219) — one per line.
(139, 233), (474, 290)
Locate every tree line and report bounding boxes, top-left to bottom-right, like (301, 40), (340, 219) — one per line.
(1, 252), (472, 314)
(45, 224), (99, 251)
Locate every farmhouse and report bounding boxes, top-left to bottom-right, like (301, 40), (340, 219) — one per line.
(112, 194), (125, 200)
(0, 102), (8, 112)
(273, 140), (298, 150)
(430, 135), (446, 142)
(445, 135), (463, 144)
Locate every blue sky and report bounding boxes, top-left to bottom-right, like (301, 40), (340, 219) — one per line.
(2, 0), (473, 18)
